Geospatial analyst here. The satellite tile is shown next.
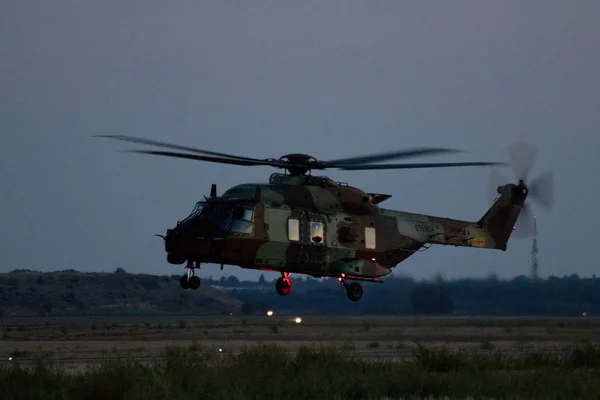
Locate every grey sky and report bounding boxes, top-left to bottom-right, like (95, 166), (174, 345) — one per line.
(2, 1), (599, 282)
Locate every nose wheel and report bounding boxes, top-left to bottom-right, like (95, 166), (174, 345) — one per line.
(180, 261), (201, 290)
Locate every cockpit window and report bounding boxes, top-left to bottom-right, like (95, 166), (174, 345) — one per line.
(181, 201), (206, 223)
(178, 201), (254, 234)
(210, 205), (233, 231)
(230, 205), (255, 235)
(232, 206), (253, 221)
(179, 201), (230, 229)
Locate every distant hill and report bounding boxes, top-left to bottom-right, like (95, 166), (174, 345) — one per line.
(1, 269), (600, 317)
(0, 269), (242, 317)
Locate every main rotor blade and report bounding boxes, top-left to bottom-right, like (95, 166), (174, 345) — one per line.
(508, 142), (537, 180)
(336, 161), (508, 170)
(96, 135), (266, 163)
(529, 170), (554, 212)
(125, 150), (290, 168)
(325, 147), (463, 166)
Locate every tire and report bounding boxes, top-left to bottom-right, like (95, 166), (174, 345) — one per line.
(275, 277), (292, 296)
(346, 282), (363, 301)
(180, 275), (190, 289)
(189, 275), (201, 290)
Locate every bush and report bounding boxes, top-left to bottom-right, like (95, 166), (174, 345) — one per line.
(2, 344), (600, 399)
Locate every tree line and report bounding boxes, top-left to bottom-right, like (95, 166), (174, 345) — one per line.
(228, 273), (600, 316)
(2, 269), (598, 317)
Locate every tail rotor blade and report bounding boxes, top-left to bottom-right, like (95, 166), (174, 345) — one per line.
(512, 203), (534, 237)
(529, 170), (554, 212)
(486, 142), (551, 241)
(508, 142), (537, 180)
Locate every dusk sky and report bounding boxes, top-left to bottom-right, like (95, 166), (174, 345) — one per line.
(2, 1), (599, 282)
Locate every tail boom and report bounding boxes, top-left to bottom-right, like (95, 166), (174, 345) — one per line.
(395, 182), (527, 251)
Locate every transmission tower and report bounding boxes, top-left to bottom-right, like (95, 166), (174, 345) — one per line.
(531, 216), (539, 279)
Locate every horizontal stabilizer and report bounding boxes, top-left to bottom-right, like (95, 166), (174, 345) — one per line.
(368, 193), (392, 204)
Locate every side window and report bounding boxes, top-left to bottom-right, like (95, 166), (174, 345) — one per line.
(241, 208), (254, 222)
(233, 206), (254, 222)
(365, 227), (376, 249)
(288, 218), (300, 241)
(230, 206), (255, 234)
(310, 221), (324, 244)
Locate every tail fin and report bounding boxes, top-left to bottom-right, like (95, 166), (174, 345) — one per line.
(476, 182), (528, 250)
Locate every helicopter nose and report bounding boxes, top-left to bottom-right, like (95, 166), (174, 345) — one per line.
(165, 229), (175, 251)
(166, 228), (178, 240)
(166, 224), (197, 245)
(165, 227), (186, 252)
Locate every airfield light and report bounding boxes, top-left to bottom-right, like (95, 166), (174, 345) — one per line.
(295, 317), (302, 324)
(267, 310), (274, 316)
(218, 348), (223, 353)
(8, 356), (12, 361)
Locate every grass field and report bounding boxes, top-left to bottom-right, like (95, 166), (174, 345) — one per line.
(1, 315), (600, 399)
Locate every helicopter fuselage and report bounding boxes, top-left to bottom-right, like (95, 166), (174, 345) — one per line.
(164, 173), (525, 281)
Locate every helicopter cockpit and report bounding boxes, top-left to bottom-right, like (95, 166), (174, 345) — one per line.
(180, 201), (206, 223)
(177, 201), (255, 235)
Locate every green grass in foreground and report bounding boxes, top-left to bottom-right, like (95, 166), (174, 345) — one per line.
(2, 344), (600, 400)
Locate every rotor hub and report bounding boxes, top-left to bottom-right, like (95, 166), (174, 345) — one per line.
(278, 153), (319, 175)
(517, 179), (528, 194)
(278, 153), (317, 164)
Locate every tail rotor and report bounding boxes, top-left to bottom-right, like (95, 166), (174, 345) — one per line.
(488, 142), (554, 237)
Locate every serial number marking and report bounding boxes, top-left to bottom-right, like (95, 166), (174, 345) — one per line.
(415, 224), (434, 233)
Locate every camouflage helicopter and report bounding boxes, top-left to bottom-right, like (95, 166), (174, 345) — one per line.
(98, 136), (553, 301)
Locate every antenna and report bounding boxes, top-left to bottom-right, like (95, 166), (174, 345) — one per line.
(531, 215), (539, 279)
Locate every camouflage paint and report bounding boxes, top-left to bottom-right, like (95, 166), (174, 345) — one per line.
(165, 173), (526, 278)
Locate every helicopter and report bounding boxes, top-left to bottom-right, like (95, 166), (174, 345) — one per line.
(97, 136), (553, 301)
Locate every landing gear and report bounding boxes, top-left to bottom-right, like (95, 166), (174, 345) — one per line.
(180, 275), (189, 289)
(188, 275), (200, 290)
(346, 282), (363, 301)
(180, 260), (201, 290)
(269, 271), (377, 300)
(339, 275), (364, 302)
(275, 272), (292, 296)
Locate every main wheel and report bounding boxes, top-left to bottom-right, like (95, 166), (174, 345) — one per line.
(346, 282), (363, 301)
(275, 277), (292, 296)
(180, 275), (190, 289)
(189, 275), (201, 290)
